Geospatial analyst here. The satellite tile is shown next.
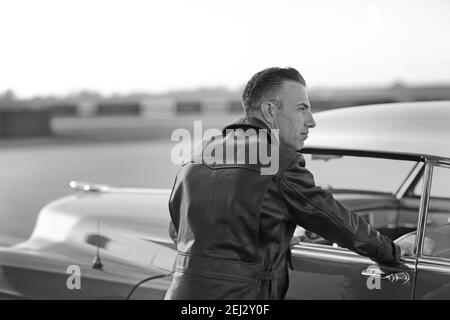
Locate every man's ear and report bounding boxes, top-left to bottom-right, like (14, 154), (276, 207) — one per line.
(260, 102), (277, 124)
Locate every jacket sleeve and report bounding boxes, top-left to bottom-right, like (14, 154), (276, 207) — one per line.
(281, 155), (401, 265)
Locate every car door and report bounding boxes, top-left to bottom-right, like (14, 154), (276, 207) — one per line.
(413, 161), (450, 299)
(286, 242), (416, 299)
(284, 155), (426, 300)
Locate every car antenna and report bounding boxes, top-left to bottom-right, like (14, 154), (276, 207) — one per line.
(92, 221), (104, 270)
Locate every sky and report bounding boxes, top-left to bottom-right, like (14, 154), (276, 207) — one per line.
(0, 0), (449, 98)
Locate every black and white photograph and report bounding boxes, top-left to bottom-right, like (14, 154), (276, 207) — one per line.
(1, 0), (450, 308)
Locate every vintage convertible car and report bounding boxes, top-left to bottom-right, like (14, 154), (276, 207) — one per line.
(1, 101), (449, 299)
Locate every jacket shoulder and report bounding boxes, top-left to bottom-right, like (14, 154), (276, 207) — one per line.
(277, 148), (306, 176)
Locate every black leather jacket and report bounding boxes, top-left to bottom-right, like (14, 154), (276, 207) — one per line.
(164, 116), (401, 300)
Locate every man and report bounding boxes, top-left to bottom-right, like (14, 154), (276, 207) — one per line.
(165, 67), (406, 300)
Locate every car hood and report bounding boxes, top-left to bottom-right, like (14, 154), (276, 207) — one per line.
(2, 190), (175, 273)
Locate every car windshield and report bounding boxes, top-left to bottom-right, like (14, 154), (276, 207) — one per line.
(303, 153), (417, 194)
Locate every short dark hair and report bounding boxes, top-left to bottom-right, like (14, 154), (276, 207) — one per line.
(242, 67), (306, 113)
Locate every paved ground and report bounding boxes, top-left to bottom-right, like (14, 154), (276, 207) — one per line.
(0, 114), (238, 245)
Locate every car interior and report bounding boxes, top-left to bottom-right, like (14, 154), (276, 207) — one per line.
(295, 156), (450, 260)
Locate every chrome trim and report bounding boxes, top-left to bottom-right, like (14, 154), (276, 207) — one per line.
(415, 161), (434, 256)
(395, 162), (424, 200)
(417, 257), (450, 274)
(294, 242), (353, 253)
(69, 180), (170, 194)
(436, 160), (450, 168)
(291, 244), (416, 267)
(418, 256), (450, 267)
(416, 264), (450, 274)
(292, 248), (372, 265)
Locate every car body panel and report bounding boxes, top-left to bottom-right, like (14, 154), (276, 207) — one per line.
(414, 257), (450, 299)
(286, 245), (416, 299)
(0, 191), (175, 299)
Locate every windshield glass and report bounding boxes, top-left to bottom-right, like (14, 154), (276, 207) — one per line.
(303, 153), (417, 194)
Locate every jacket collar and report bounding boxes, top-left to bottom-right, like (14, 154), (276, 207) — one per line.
(222, 116), (272, 136)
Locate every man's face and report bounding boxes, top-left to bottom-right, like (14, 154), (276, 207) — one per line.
(271, 81), (316, 150)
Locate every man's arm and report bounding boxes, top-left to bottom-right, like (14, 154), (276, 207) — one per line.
(281, 155), (401, 265)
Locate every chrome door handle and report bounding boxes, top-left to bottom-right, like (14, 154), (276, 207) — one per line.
(361, 267), (410, 285)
